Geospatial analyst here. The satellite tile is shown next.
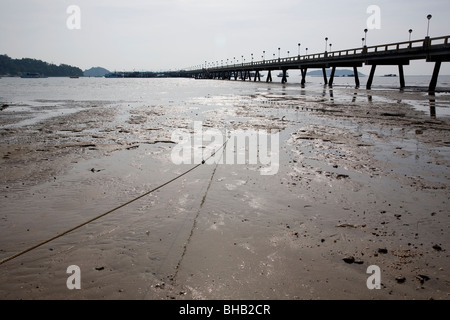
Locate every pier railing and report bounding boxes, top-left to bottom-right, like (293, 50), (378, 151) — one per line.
(202, 35), (450, 71)
(177, 35), (450, 91)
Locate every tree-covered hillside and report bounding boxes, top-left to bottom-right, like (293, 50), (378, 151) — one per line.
(0, 54), (83, 77)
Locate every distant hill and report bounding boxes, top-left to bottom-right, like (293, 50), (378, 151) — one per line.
(84, 67), (110, 77)
(307, 69), (365, 77)
(0, 54), (83, 77)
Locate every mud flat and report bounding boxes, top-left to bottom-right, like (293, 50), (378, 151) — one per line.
(0, 85), (449, 300)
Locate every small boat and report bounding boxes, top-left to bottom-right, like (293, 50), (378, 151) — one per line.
(104, 72), (125, 78)
(277, 72), (289, 77)
(21, 72), (42, 78)
(70, 75), (79, 79)
(383, 74), (397, 77)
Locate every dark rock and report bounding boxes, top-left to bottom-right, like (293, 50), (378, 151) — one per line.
(432, 244), (442, 251)
(395, 276), (406, 283)
(343, 256), (355, 264)
(378, 248), (388, 254)
(416, 275), (430, 284)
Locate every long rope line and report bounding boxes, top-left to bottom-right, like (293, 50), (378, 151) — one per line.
(142, 138), (227, 298)
(172, 141), (224, 282)
(0, 138), (228, 266)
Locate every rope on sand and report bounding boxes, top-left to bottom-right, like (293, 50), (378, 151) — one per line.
(0, 139), (228, 266)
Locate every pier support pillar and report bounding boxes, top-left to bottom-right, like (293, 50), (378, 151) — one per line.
(254, 71), (261, 82)
(266, 70), (272, 82)
(366, 65), (377, 89)
(281, 69), (287, 84)
(301, 68), (307, 85)
(329, 67), (336, 87)
(322, 68), (328, 85)
(398, 65), (405, 89)
(429, 61), (441, 93)
(353, 66), (360, 88)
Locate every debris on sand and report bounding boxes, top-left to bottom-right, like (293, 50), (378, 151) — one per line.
(343, 256), (355, 264)
(432, 244), (442, 251)
(395, 276), (406, 283)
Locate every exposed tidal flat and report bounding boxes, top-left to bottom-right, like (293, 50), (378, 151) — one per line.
(0, 76), (449, 299)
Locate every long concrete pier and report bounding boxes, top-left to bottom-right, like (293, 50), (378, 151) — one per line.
(180, 35), (450, 93)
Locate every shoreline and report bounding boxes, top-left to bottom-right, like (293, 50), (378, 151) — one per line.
(0, 83), (449, 300)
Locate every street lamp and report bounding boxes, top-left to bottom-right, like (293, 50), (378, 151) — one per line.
(325, 37), (328, 52)
(287, 50), (290, 58)
(306, 48), (308, 56)
(263, 50), (265, 61)
(362, 38), (365, 47)
(278, 48), (280, 59)
(409, 29), (413, 41)
(427, 14), (432, 37)
(364, 29), (368, 46)
(329, 43), (332, 53)
(298, 43), (301, 57)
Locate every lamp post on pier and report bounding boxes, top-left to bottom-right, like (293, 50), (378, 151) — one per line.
(364, 29), (368, 46)
(425, 14), (432, 47)
(298, 43), (301, 58)
(426, 14), (432, 37)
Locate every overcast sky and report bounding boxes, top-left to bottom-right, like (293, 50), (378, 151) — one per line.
(1, 0), (449, 75)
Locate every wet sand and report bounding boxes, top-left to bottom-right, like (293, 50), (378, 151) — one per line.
(0, 83), (449, 300)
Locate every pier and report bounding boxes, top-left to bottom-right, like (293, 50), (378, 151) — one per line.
(181, 35), (450, 93)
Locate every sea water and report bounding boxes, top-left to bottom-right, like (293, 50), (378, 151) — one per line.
(1, 74), (450, 128)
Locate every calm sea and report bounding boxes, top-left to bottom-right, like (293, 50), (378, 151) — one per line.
(1, 75), (450, 127)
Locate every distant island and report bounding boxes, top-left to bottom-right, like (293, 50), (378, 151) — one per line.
(84, 67), (110, 77)
(307, 69), (365, 77)
(0, 54), (83, 77)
